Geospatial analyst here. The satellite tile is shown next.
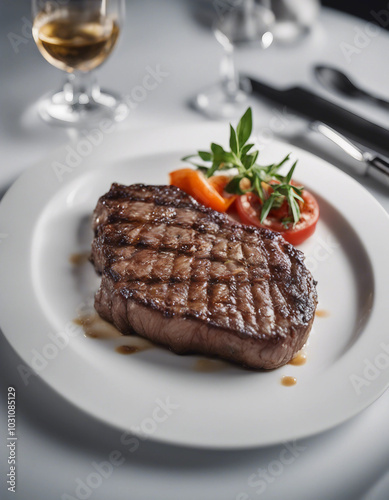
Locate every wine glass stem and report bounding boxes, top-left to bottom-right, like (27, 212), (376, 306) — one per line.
(63, 72), (99, 107)
(221, 48), (239, 101)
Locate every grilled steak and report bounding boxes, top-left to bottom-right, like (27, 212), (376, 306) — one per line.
(91, 183), (317, 369)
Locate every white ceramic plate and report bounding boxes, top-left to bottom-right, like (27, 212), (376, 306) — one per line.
(1, 124), (389, 449)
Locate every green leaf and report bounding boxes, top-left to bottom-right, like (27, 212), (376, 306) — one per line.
(252, 165), (267, 179)
(242, 151), (259, 170)
(260, 194), (277, 223)
(229, 124), (238, 155)
(236, 107), (252, 147)
(285, 160), (297, 184)
(184, 158), (209, 170)
(272, 194), (285, 209)
(292, 189), (304, 203)
(198, 151), (212, 162)
(253, 176), (264, 201)
(287, 190), (300, 224)
(206, 162), (221, 178)
(242, 155), (252, 169)
(291, 184), (304, 194)
(241, 143), (254, 157)
(181, 154), (198, 162)
(225, 176), (246, 195)
(211, 143), (225, 160)
(222, 151), (237, 164)
(182, 153), (212, 171)
(250, 150), (259, 167)
(275, 153), (291, 169)
(266, 154), (291, 177)
(210, 143), (237, 165)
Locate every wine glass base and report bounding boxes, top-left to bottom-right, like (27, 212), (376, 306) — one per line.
(193, 81), (251, 120)
(38, 88), (129, 127)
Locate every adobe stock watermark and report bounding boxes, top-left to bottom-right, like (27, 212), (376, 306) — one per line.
(236, 440), (307, 499)
(349, 342), (389, 395)
(255, 106), (297, 147)
(7, 17), (33, 54)
(16, 296), (94, 386)
(16, 320), (84, 386)
(370, 4), (389, 29)
(51, 119), (116, 182)
(61, 397), (180, 500)
(304, 236), (340, 274)
(7, 0), (70, 54)
(52, 64), (169, 183)
(339, 6), (389, 63)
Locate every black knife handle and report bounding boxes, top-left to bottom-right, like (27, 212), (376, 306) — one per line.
(247, 77), (389, 157)
(367, 156), (389, 187)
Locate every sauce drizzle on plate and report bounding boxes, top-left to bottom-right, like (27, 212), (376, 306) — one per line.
(74, 314), (156, 354)
(316, 309), (330, 318)
(74, 314), (123, 339)
(281, 376), (297, 387)
(69, 252), (90, 266)
(288, 351), (307, 366)
(116, 345), (141, 355)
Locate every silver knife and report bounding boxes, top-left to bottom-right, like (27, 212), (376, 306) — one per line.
(311, 121), (389, 188)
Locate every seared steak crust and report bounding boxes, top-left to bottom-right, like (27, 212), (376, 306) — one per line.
(91, 183), (317, 369)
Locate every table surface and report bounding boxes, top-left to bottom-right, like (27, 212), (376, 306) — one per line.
(1, 1), (389, 499)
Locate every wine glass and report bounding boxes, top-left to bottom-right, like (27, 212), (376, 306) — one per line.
(266, 0), (321, 43)
(193, 0), (274, 119)
(32, 0), (128, 125)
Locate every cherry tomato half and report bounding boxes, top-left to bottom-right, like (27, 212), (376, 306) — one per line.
(235, 191), (319, 246)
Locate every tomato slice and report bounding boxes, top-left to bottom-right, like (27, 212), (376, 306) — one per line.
(235, 191), (319, 246)
(169, 169), (235, 212)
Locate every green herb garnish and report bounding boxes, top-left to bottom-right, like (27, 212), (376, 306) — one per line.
(182, 107), (304, 225)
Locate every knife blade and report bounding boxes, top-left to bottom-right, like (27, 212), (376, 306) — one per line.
(311, 121), (389, 187)
(245, 76), (389, 157)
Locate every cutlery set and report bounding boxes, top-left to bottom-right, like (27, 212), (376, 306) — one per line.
(247, 65), (389, 187)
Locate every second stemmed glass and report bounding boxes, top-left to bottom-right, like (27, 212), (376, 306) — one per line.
(32, 0), (128, 126)
(194, 0), (274, 119)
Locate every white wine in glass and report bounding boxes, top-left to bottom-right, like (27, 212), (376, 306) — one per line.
(32, 0), (128, 125)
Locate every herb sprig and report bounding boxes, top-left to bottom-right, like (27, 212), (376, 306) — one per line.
(182, 108), (304, 225)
